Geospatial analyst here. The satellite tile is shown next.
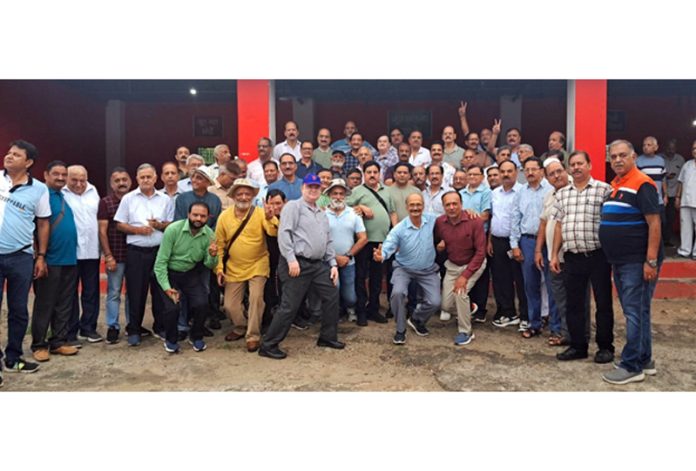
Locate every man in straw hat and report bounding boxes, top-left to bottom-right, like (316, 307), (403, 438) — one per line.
(216, 178), (278, 353)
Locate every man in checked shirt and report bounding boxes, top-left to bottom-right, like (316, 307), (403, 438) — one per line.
(550, 151), (615, 364)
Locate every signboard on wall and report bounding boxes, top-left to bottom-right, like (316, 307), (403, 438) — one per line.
(388, 111), (432, 140)
(194, 116), (223, 137)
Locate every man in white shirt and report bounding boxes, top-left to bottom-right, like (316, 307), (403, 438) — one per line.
(247, 137), (274, 185)
(408, 130), (431, 167)
(62, 165), (102, 344)
(178, 154), (205, 193)
(272, 121), (302, 161)
(209, 144), (232, 180)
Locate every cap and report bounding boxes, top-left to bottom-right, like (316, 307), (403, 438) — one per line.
(331, 150), (346, 157)
(192, 165), (215, 185)
(302, 173), (321, 186)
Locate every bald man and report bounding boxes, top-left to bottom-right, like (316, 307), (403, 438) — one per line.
(63, 165), (103, 344)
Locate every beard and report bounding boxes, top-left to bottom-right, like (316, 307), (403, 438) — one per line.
(189, 219), (205, 229)
(331, 161), (344, 169)
(236, 201), (251, 210)
(328, 198), (345, 211)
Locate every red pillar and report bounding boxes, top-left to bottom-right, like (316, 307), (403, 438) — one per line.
(572, 80), (607, 181)
(236, 80), (272, 162)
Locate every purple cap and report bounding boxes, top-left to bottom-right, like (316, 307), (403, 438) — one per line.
(302, 173), (321, 186)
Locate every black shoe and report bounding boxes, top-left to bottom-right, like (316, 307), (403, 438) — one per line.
(407, 318), (429, 336)
(368, 313), (388, 324)
(140, 327), (152, 337)
(177, 331), (188, 342)
(594, 349), (615, 364)
(207, 318), (222, 330)
(472, 311), (486, 324)
(201, 326), (214, 337)
(385, 308), (394, 319)
(106, 327), (120, 344)
(258, 346), (287, 360)
(291, 319), (310, 331)
(316, 338), (345, 349)
(356, 318), (368, 327)
(556, 347), (588, 361)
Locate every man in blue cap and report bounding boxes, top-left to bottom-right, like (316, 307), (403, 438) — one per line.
(259, 173), (344, 359)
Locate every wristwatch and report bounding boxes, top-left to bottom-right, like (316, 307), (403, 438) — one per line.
(344, 252), (354, 261)
(646, 259), (658, 268)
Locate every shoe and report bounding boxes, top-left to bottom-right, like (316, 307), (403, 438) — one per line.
(189, 339), (207, 352)
(602, 367), (645, 385)
(291, 319), (310, 330)
(140, 327), (152, 337)
(556, 347), (588, 361)
(258, 346), (287, 360)
(385, 308), (394, 319)
(492, 316), (520, 328)
(49, 345), (79, 356)
(470, 302), (478, 316)
(613, 360), (657, 376)
(4, 358), (40, 373)
(177, 331), (188, 342)
(369, 313), (388, 324)
(317, 338), (345, 349)
(106, 327), (120, 344)
(207, 318), (222, 330)
(79, 331), (103, 343)
(224, 331), (245, 342)
(153, 330), (167, 341)
(164, 341), (180, 353)
(393, 331), (406, 345)
(472, 311), (486, 323)
(246, 340), (260, 352)
(407, 318), (429, 337)
(347, 308), (357, 323)
(594, 349), (614, 364)
(356, 318), (368, 327)
(66, 339), (83, 349)
(517, 320), (530, 332)
(127, 334), (141, 347)
(32, 349), (50, 362)
(454, 332), (475, 346)
(439, 310), (451, 322)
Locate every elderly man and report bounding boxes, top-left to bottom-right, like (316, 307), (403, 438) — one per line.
(510, 157), (555, 338)
(375, 135), (398, 176)
(208, 160), (241, 212)
(389, 162), (421, 222)
(114, 163), (174, 346)
(259, 174), (344, 359)
(30, 161), (80, 362)
(209, 144), (232, 180)
(247, 137), (274, 185)
(412, 165), (427, 192)
(663, 139), (685, 247)
(273, 121), (302, 161)
(550, 151), (614, 364)
(435, 191), (487, 345)
(599, 140), (662, 385)
(384, 142), (412, 184)
(1, 140), (50, 375)
(486, 166), (501, 190)
(423, 163), (447, 215)
(452, 169), (468, 192)
(347, 161), (397, 326)
(374, 193), (440, 345)
(216, 179), (278, 352)
(296, 141), (323, 179)
(344, 132), (369, 171)
(63, 165), (102, 344)
(161, 161), (182, 198)
(329, 150), (348, 180)
(98, 167), (133, 344)
(677, 140), (696, 258)
(637, 136), (669, 248)
(325, 179), (367, 322)
(408, 130), (431, 167)
(174, 145), (190, 179)
(442, 125), (465, 168)
(154, 202), (218, 353)
(268, 153), (303, 201)
(430, 141), (455, 188)
(540, 131), (567, 162)
(331, 120), (376, 156)
(177, 154), (205, 193)
(312, 128), (333, 169)
(174, 166), (222, 228)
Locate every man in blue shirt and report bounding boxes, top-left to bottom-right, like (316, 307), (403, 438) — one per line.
(374, 193), (441, 345)
(1, 140), (51, 374)
(268, 153), (303, 201)
(30, 161), (80, 362)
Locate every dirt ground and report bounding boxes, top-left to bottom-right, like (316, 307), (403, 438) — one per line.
(1, 295), (694, 392)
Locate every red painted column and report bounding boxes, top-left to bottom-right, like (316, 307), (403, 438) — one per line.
(236, 80), (271, 162)
(572, 80), (607, 181)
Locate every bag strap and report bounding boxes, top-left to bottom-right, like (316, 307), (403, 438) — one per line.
(222, 208), (254, 273)
(364, 185), (393, 229)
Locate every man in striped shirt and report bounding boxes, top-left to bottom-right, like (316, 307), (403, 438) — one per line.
(637, 136), (668, 243)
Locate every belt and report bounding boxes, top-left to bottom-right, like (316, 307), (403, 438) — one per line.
(128, 244), (159, 253)
(296, 255), (322, 263)
(521, 234), (536, 238)
(491, 235), (510, 240)
(566, 249), (601, 258)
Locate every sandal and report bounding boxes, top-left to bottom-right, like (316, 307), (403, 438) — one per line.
(521, 328), (541, 339)
(548, 335), (568, 346)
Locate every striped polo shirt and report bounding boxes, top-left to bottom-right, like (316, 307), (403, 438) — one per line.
(636, 154), (666, 205)
(599, 166), (661, 264)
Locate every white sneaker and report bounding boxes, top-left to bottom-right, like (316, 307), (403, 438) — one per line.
(518, 320), (530, 332)
(439, 311), (451, 322)
(347, 308), (357, 323)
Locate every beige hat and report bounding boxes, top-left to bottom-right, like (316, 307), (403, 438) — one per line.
(323, 178), (351, 196)
(192, 165), (215, 185)
(228, 178), (260, 197)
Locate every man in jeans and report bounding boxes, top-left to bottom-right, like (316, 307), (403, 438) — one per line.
(98, 167), (133, 344)
(324, 179), (368, 322)
(599, 140), (662, 385)
(1, 140), (50, 374)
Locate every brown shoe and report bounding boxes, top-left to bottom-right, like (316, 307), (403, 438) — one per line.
(225, 331), (245, 342)
(246, 340), (260, 352)
(32, 348), (50, 362)
(49, 345), (79, 356)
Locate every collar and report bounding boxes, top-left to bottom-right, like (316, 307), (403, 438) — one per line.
(611, 166), (639, 189)
(464, 184), (484, 194)
(181, 219), (206, 237)
(445, 210), (471, 226)
(4, 169), (33, 192)
(406, 214), (429, 230)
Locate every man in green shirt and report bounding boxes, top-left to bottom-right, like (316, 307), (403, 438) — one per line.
(154, 202), (218, 353)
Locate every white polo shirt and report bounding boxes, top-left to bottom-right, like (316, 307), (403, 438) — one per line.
(409, 147), (432, 167)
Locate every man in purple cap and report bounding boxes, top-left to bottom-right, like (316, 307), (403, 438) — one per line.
(259, 173), (344, 359)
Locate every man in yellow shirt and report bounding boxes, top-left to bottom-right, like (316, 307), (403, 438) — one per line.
(216, 178), (279, 352)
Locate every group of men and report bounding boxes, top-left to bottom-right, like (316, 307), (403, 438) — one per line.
(1, 108), (693, 387)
